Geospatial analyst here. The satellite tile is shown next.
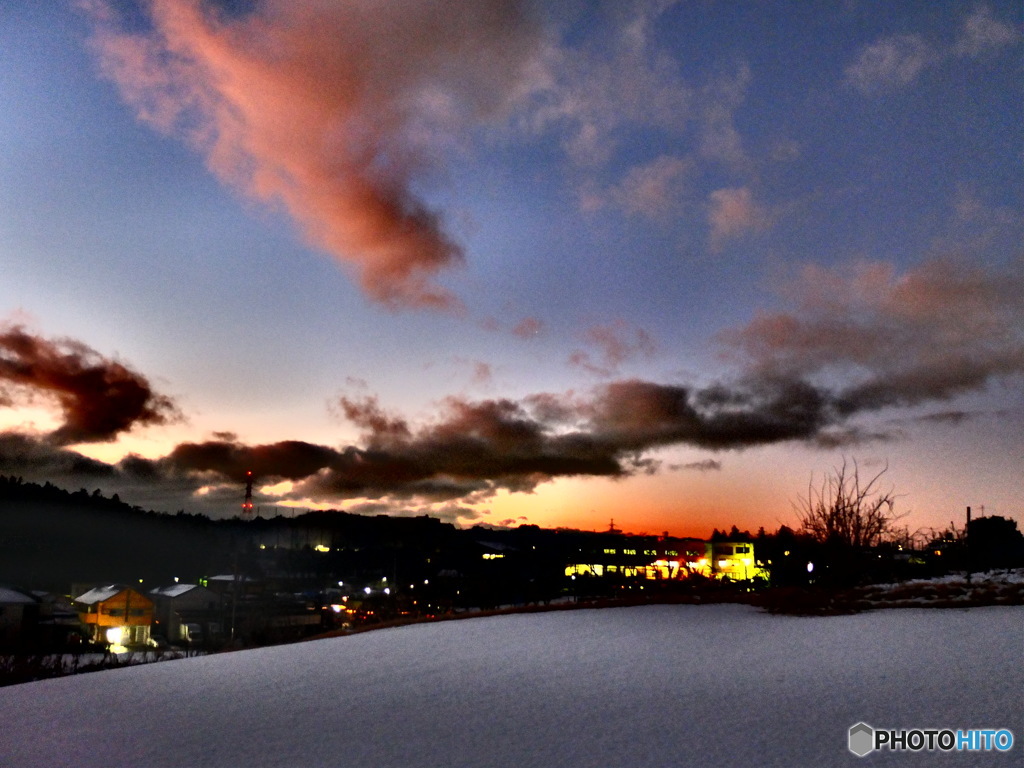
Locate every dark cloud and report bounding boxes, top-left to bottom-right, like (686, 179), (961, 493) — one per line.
(585, 378), (832, 451)
(8, 255), (1019, 517)
(720, 258), (1024, 416)
(0, 432), (117, 478)
(672, 460), (722, 472)
(0, 325), (178, 444)
(910, 410), (974, 426)
(165, 439), (340, 482)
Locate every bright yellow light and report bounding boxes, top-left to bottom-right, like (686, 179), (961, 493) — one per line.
(259, 480), (294, 495)
(314, 544), (330, 553)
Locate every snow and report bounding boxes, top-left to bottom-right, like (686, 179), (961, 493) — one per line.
(72, 584), (127, 604)
(0, 587), (36, 604)
(872, 569), (1024, 589)
(150, 583), (203, 598)
(2, 604), (1021, 767)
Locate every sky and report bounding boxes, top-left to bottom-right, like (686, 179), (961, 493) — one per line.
(0, 0), (1021, 538)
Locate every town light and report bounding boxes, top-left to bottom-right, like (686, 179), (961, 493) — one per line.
(807, 562), (815, 573)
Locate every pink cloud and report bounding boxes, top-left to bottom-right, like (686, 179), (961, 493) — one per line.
(84, 0), (544, 309)
(845, 34), (934, 94)
(955, 5), (1020, 57)
(601, 155), (689, 220)
(846, 5), (1019, 95)
(570, 319), (657, 377)
(511, 317), (544, 339)
(707, 186), (770, 249)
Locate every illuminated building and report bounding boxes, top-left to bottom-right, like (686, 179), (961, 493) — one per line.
(73, 585), (154, 648)
(565, 537), (767, 582)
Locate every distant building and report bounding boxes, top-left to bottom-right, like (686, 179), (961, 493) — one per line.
(31, 591), (89, 649)
(565, 538), (766, 581)
(150, 583), (222, 644)
(0, 586), (38, 649)
(709, 541), (761, 580)
(73, 585), (154, 647)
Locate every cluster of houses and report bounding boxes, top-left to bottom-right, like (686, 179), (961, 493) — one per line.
(0, 576), (325, 653)
(1, 531), (765, 653)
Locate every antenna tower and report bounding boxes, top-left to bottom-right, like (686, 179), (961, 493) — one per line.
(242, 470), (254, 517)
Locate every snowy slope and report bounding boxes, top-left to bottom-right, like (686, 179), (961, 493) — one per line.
(2, 604), (1021, 768)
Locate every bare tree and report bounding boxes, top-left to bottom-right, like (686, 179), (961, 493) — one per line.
(795, 459), (903, 548)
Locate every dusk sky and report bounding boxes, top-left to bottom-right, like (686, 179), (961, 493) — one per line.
(1, 0), (1021, 538)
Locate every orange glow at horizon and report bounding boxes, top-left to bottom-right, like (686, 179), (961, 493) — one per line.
(478, 473), (797, 539)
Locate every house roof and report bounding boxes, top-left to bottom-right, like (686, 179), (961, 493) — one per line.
(0, 586), (37, 605)
(150, 584), (205, 598)
(73, 584), (148, 605)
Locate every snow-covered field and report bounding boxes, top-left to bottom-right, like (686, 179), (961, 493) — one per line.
(2, 604), (1021, 767)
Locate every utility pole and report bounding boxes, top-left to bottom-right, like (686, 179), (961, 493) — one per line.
(965, 506), (972, 586)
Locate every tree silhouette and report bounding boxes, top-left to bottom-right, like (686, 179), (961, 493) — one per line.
(795, 459), (903, 548)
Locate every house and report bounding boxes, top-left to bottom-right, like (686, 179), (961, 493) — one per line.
(73, 585), (154, 647)
(32, 591), (90, 649)
(0, 586), (39, 649)
(149, 583), (222, 644)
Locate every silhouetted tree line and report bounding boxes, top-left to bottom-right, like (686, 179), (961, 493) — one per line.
(2, 475), (1020, 601)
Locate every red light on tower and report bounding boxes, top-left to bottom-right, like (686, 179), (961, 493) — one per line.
(242, 470), (254, 517)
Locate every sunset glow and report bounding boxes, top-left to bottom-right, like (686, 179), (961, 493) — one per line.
(1, 1), (1021, 538)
